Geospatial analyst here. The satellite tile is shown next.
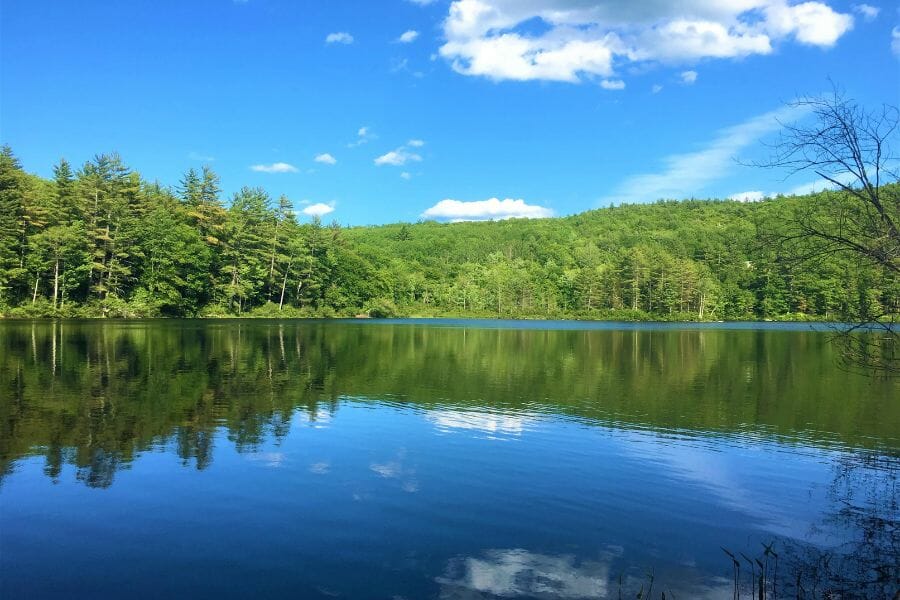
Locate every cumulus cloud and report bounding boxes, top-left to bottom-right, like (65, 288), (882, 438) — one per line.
(375, 139), (424, 166)
(374, 148), (422, 166)
(763, 2), (853, 46)
(437, 0), (854, 83)
(398, 30), (420, 43)
(400, 172), (413, 180)
(729, 190), (767, 202)
(326, 32), (354, 44)
(852, 4), (880, 21)
(600, 78), (625, 90)
(602, 104), (806, 205)
(301, 202), (335, 217)
(422, 198), (553, 221)
(892, 27), (900, 58)
(680, 70), (698, 84)
(250, 162), (298, 173)
(314, 153), (337, 165)
(652, 84), (663, 93)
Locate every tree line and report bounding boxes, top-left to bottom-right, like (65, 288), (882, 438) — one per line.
(0, 145), (896, 321)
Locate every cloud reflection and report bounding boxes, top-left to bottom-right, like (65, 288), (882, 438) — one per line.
(245, 452), (286, 468)
(438, 548), (739, 599)
(370, 449), (419, 492)
(437, 549), (609, 599)
(428, 410), (535, 437)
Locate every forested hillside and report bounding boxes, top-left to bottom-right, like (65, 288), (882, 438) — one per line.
(0, 146), (896, 320)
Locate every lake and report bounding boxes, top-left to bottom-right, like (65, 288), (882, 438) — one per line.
(0, 320), (897, 599)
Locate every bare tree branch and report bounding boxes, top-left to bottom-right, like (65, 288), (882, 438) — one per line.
(752, 86), (899, 376)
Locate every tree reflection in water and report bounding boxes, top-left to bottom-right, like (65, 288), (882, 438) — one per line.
(0, 320), (896, 598)
(783, 451), (897, 599)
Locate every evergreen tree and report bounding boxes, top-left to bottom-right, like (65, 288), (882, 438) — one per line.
(0, 146), (27, 306)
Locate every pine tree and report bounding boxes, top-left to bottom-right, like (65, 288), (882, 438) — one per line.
(0, 146), (27, 305)
(178, 168), (201, 206)
(220, 187), (271, 312)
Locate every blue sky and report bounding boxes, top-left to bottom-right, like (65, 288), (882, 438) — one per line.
(1, 0), (898, 224)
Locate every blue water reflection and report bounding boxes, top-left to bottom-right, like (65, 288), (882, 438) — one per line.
(0, 320), (896, 598)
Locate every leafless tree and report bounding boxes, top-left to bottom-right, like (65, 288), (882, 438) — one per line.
(755, 87), (899, 376)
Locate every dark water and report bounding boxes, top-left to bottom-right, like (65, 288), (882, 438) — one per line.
(0, 320), (897, 599)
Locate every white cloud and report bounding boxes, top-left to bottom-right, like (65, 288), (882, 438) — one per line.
(348, 126), (375, 147)
(729, 190), (766, 202)
(437, 0), (854, 83)
(763, 2), (853, 46)
(652, 84), (663, 93)
(301, 202), (335, 217)
(375, 147), (423, 166)
(400, 172), (413, 180)
(407, 139), (426, 147)
(600, 78), (625, 90)
(680, 70), (698, 84)
(326, 32), (354, 44)
(784, 180), (829, 196)
(730, 171), (857, 200)
(314, 153), (337, 165)
(602, 104), (806, 205)
(390, 58), (426, 77)
(398, 30), (420, 43)
(892, 27), (900, 58)
(250, 162), (298, 173)
(852, 4), (880, 21)
(422, 198), (553, 221)
(782, 171), (857, 196)
(407, 0), (436, 4)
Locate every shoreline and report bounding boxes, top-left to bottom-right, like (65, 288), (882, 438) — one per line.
(0, 315), (885, 331)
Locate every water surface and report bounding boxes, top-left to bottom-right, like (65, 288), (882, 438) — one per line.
(1, 320), (897, 598)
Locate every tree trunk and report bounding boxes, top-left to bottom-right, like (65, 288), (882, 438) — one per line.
(268, 221), (280, 288)
(32, 275), (40, 305)
(88, 191), (99, 281)
(52, 258), (60, 310)
(278, 255), (293, 310)
(631, 274), (639, 310)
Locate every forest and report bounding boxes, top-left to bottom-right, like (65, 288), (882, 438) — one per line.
(0, 145), (896, 321)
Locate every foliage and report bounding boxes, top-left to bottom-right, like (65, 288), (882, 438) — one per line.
(0, 145), (896, 326)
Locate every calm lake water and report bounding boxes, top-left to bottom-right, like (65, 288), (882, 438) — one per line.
(0, 320), (897, 599)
